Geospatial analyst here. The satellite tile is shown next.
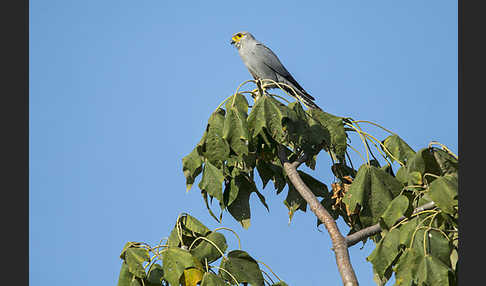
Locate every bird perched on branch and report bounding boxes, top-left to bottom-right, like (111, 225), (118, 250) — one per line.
(230, 31), (321, 110)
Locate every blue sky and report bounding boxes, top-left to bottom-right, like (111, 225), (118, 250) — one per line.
(30, 1), (457, 285)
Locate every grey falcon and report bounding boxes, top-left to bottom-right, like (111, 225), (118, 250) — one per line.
(230, 31), (321, 110)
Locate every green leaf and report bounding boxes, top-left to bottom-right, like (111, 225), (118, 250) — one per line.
(381, 134), (415, 164)
(431, 148), (458, 175)
(182, 148), (204, 191)
(398, 217), (420, 247)
(256, 159), (286, 193)
(394, 248), (423, 286)
(308, 109), (347, 161)
(427, 174), (458, 215)
(367, 228), (401, 279)
(223, 106), (249, 156)
(146, 264), (164, 285)
(199, 161), (225, 205)
(343, 165), (403, 227)
(219, 250), (264, 286)
(117, 262), (134, 286)
(380, 195), (410, 230)
(203, 109), (230, 163)
(225, 93), (249, 113)
(125, 247), (150, 278)
(227, 176), (253, 229)
(180, 213), (211, 236)
(200, 272), (228, 286)
(161, 247), (197, 286)
(298, 171), (329, 198)
(284, 171), (329, 223)
(247, 96), (288, 144)
(190, 231), (228, 264)
(416, 255), (451, 286)
(283, 183), (307, 222)
(406, 148), (442, 184)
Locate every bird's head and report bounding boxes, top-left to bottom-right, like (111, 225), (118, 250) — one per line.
(230, 31), (254, 48)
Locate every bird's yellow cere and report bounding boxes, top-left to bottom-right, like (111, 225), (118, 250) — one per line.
(232, 33), (243, 43)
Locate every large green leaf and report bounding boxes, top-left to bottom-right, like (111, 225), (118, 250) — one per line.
(367, 228), (401, 279)
(406, 148), (442, 185)
(223, 106), (249, 156)
(219, 250), (264, 286)
(283, 183), (307, 222)
(227, 176), (253, 229)
(394, 248), (423, 286)
(203, 109), (230, 163)
(199, 161), (225, 204)
(380, 195), (410, 230)
(256, 159), (286, 193)
(284, 171), (329, 222)
(308, 109), (347, 161)
(117, 262), (134, 286)
(247, 96), (288, 144)
(161, 247), (197, 286)
(411, 228), (452, 268)
(125, 247), (150, 278)
(416, 255), (451, 286)
(225, 93), (249, 114)
(381, 134), (415, 164)
(342, 165), (403, 227)
(182, 148), (203, 191)
(427, 174), (458, 215)
(146, 264), (164, 285)
(431, 148), (458, 175)
(190, 231), (228, 264)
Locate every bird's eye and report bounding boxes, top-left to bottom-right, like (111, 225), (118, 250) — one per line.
(237, 34), (242, 38)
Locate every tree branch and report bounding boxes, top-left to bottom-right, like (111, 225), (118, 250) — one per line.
(345, 201), (436, 247)
(278, 146), (359, 286)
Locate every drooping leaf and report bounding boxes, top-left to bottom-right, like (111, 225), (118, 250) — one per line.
(199, 161), (225, 205)
(161, 247), (197, 286)
(283, 183), (307, 222)
(190, 231), (228, 264)
(416, 255), (451, 286)
(200, 272), (228, 286)
(219, 250), (264, 286)
(125, 247), (150, 278)
(367, 228), (401, 279)
(406, 148), (442, 184)
(225, 92), (249, 114)
(203, 109), (230, 163)
(256, 159), (286, 193)
(342, 165), (403, 227)
(431, 148), (458, 175)
(381, 134), (415, 164)
(394, 248), (423, 286)
(247, 96), (288, 144)
(146, 264), (164, 285)
(427, 174), (458, 215)
(117, 262), (134, 286)
(182, 148), (204, 191)
(227, 177), (252, 229)
(380, 195), (410, 230)
(308, 109), (347, 161)
(180, 213), (211, 236)
(223, 106), (249, 156)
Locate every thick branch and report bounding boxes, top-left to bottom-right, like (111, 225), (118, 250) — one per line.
(278, 147), (359, 286)
(345, 202), (436, 247)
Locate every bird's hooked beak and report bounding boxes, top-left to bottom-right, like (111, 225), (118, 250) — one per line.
(230, 39), (235, 45)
